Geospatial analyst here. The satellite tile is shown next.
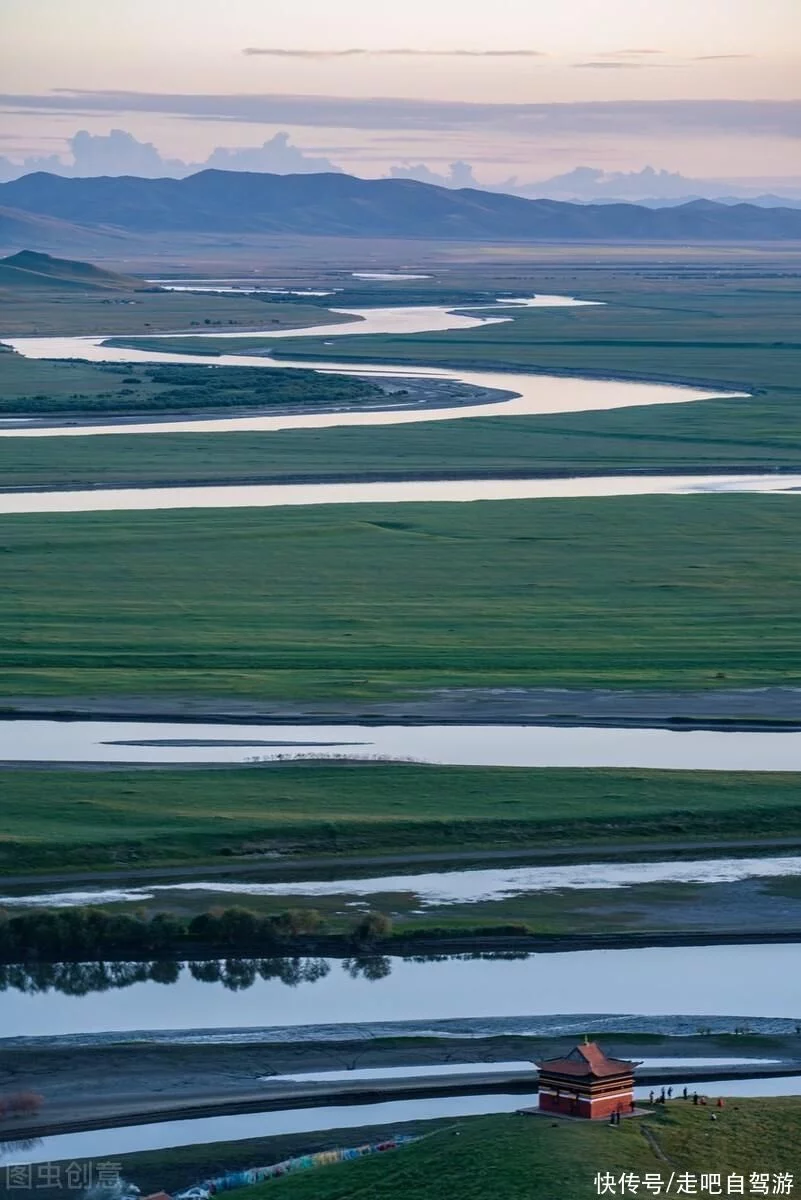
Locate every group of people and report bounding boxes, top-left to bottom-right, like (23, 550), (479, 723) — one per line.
(646, 1086), (725, 1109)
(608, 1082), (726, 1125)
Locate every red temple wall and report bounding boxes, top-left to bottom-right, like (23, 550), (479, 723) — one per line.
(539, 1088), (634, 1120)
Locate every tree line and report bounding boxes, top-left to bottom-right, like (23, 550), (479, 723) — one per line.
(0, 903), (393, 963)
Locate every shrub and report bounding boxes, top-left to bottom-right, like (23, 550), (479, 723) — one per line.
(352, 911), (393, 945)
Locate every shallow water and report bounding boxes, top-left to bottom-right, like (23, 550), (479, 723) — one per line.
(352, 271), (433, 279)
(3, 295), (746, 438)
(4, 718), (801, 768)
(0, 1091), (541, 1164)
(1, 945), (799, 1042)
(4, 1075), (800, 1165)
(269, 1062), (536, 1083)
(156, 303), (508, 339)
(6, 854), (801, 911)
(267, 1058), (779, 1084)
(153, 284), (336, 297)
(1, 472), (798, 514)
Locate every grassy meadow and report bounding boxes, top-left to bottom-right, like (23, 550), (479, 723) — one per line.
(2, 763), (801, 873)
(18, 1102), (801, 1200)
(248, 1105), (801, 1200)
(0, 288), (350, 336)
(0, 496), (799, 699)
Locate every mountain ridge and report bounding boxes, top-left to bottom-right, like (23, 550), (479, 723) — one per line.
(1, 169), (801, 242)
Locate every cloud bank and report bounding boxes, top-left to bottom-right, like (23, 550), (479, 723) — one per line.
(2, 92), (796, 140)
(0, 128), (341, 182)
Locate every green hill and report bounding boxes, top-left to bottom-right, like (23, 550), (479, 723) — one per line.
(248, 1105), (801, 1200)
(0, 249), (143, 291)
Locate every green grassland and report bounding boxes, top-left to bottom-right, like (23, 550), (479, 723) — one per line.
(249, 1106), (801, 1200)
(0, 288), (351, 336)
(17, 1102), (800, 1200)
(261, 280), (801, 390)
(2, 763), (801, 873)
(0, 496), (798, 699)
(16, 1117), (463, 1200)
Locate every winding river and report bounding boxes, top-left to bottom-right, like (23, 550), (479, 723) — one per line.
(2, 296), (748, 439)
(2, 293), (800, 1158)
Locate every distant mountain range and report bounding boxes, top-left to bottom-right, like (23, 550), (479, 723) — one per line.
(1, 170), (800, 249)
(501, 165), (801, 207)
(3, 130), (799, 209)
(0, 250), (142, 291)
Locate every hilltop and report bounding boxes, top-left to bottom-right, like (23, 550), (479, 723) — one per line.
(0, 170), (800, 243)
(0, 249), (144, 291)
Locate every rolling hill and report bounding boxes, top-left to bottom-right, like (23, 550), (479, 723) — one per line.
(0, 205), (141, 257)
(242, 1106), (801, 1200)
(1, 170), (800, 242)
(0, 249), (144, 290)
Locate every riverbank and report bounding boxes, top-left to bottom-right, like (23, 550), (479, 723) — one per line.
(4, 922), (801, 970)
(5, 686), (801, 726)
(4, 462), (798, 497)
(3, 1031), (801, 1142)
(4, 833), (801, 889)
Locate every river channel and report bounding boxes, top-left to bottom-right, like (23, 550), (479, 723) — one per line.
(2, 296), (748, 438)
(4, 718), (801, 767)
(1, 472), (799, 515)
(2, 944), (799, 1042)
(7, 1075), (801, 1166)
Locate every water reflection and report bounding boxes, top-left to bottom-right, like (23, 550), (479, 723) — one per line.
(2, 946), (799, 1043)
(0, 954), (507, 998)
(0, 957), (333, 997)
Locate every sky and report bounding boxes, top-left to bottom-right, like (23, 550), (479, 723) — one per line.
(1, 0), (800, 186)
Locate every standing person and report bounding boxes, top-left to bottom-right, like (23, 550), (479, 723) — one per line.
(667, 1087), (673, 1099)
(649, 1090), (655, 1104)
(683, 1087), (688, 1100)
